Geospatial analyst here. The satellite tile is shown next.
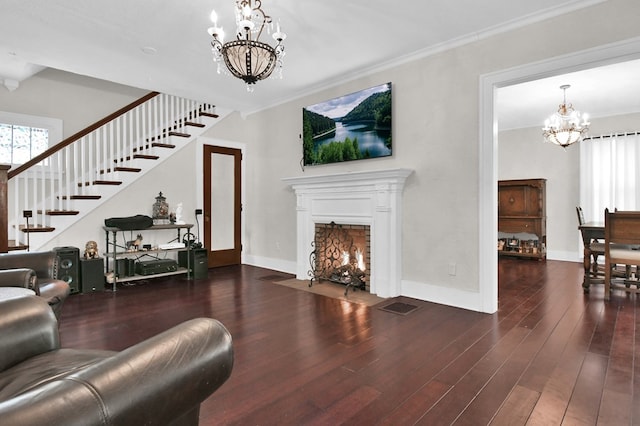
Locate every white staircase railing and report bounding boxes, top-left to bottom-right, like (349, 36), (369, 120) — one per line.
(8, 92), (217, 249)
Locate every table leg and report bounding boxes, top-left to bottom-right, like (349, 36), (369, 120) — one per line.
(583, 246), (591, 292)
(112, 230), (118, 292)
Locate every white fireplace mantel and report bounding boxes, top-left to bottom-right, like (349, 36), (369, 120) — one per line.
(282, 168), (412, 298)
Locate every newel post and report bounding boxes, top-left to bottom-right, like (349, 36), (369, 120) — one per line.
(0, 164), (10, 253)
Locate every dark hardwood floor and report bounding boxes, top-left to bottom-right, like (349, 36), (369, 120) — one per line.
(58, 258), (639, 425)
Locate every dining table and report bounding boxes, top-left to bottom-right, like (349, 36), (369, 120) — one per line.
(578, 221), (604, 242)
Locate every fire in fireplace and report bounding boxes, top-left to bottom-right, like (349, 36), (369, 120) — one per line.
(308, 222), (370, 295)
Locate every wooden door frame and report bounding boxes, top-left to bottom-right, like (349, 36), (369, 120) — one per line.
(196, 137), (246, 267)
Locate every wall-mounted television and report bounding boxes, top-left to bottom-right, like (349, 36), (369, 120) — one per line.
(302, 82), (392, 166)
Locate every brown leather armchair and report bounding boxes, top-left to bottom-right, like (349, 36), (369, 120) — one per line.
(0, 296), (234, 425)
(0, 251), (71, 318)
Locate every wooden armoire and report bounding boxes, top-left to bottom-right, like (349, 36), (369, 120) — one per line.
(498, 178), (546, 260)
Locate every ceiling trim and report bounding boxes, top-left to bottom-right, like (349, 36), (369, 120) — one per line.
(241, 0), (607, 116)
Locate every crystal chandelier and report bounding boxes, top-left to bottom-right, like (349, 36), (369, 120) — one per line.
(207, 1), (286, 91)
(542, 84), (590, 148)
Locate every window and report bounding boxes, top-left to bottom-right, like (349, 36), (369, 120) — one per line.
(0, 124), (49, 164)
(580, 132), (640, 222)
(0, 111), (63, 165)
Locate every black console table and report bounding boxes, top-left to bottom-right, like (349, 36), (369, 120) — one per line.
(103, 223), (194, 291)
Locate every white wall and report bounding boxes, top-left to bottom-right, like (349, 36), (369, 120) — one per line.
(3, 0), (640, 313)
(203, 0), (640, 312)
(0, 68), (147, 139)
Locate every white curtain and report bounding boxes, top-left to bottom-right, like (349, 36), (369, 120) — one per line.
(580, 132), (640, 222)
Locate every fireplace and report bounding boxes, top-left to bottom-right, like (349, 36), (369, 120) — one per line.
(282, 168), (412, 298)
(310, 222), (370, 295)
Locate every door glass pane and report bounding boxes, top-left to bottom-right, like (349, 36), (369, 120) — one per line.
(210, 152), (234, 250)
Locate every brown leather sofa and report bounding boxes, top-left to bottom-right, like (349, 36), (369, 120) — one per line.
(0, 251), (71, 318)
(0, 296), (234, 425)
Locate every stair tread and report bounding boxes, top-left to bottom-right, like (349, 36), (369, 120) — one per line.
(93, 180), (123, 185)
(39, 210), (80, 216)
(199, 112), (219, 118)
(100, 167), (142, 174)
(114, 166), (142, 172)
(152, 143), (175, 148)
(19, 225), (55, 233)
(133, 154), (160, 160)
(185, 121), (206, 128)
(8, 240), (28, 251)
(168, 131), (190, 138)
(59, 195), (102, 200)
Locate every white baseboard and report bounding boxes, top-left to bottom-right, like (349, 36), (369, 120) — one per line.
(546, 250), (580, 263)
(243, 254), (297, 275)
(245, 252), (581, 313)
(400, 279), (488, 313)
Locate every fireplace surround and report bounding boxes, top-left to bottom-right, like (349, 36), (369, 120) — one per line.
(282, 168), (412, 298)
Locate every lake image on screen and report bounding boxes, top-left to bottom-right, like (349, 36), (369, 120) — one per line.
(303, 82), (391, 166)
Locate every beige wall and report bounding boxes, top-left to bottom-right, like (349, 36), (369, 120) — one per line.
(0, 68), (147, 139)
(203, 0), (640, 310)
(2, 0), (640, 312)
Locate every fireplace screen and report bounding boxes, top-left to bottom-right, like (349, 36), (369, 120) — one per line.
(308, 222), (370, 295)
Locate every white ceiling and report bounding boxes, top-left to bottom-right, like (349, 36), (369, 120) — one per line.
(1, 0), (635, 129)
(497, 59), (640, 131)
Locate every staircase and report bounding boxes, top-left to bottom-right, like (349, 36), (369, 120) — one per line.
(5, 92), (227, 252)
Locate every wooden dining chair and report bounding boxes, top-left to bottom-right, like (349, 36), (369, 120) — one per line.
(576, 206), (605, 292)
(603, 208), (640, 300)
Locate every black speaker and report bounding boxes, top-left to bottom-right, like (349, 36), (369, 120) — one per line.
(80, 258), (105, 292)
(178, 248), (208, 279)
(116, 258), (135, 277)
(53, 246), (80, 294)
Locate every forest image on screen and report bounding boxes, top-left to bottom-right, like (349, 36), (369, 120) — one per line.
(302, 82), (391, 166)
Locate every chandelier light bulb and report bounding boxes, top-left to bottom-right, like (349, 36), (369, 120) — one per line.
(210, 9), (218, 24)
(208, 26), (225, 43)
(242, 4), (252, 18)
(239, 19), (254, 31)
(273, 29), (286, 42)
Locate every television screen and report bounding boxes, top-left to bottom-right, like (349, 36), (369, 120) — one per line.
(302, 82), (392, 166)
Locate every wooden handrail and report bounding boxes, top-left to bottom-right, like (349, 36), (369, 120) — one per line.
(8, 91), (160, 179)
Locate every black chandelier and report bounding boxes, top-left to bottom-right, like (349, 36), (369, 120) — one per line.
(207, 0), (286, 91)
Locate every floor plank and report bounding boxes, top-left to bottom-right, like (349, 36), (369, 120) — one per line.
(55, 259), (640, 425)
